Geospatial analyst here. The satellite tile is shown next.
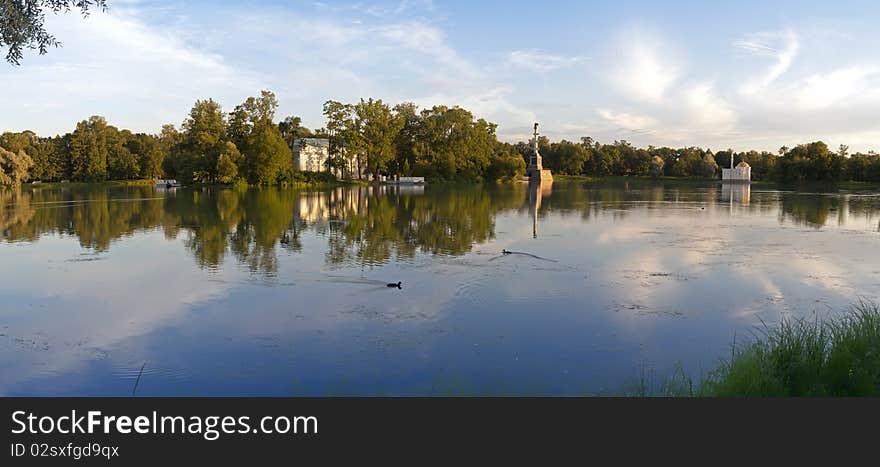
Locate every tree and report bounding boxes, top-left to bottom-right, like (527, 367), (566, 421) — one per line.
(232, 91), (291, 184)
(127, 133), (165, 179)
(391, 102), (420, 176)
(178, 99), (229, 183)
(354, 98), (401, 177)
(1, 0), (107, 65)
(411, 105), (496, 181)
(278, 115), (311, 148)
(0, 147), (33, 186)
(486, 144), (526, 182)
(649, 155), (665, 178)
(700, 151), (719, 178)
(69, 115), (108, 181)
(215, 141), (240, 184)
(322, 101), (362, 177)
(774, 141), (842, 182)
(544, 140), (588, 175)
(106, 127), (139, 179)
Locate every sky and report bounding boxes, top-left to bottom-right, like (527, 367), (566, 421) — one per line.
(3, 0), (880, 152)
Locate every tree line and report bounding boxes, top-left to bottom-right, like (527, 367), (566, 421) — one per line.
(534, 138), (880, 183)
(4, 89), (880, 187)
(0, 90), (527, 187)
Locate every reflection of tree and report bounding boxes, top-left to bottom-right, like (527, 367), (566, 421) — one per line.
(229, 189), (296, 273)
(1, 186), (162, 249)
(0, 189), (36, 241)
(322, 185), (523, 266)
(779, 194), (836, 228)
(163, 189), (244, 268)
(10, 183), (880, 273)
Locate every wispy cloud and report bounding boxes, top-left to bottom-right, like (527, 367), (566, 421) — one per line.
(507, 50), (585, 72)
(597, 109), (656, 134)
(737, 30), (799, 96)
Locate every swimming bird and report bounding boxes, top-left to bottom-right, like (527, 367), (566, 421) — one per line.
(387, 281), (402, 289)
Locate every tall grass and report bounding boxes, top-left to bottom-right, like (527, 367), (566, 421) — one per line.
(700, 300), (880, 396)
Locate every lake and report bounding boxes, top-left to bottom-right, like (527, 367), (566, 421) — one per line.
(2, 180), (879, 395)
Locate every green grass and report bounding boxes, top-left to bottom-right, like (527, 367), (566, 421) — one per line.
(553, 174), (719, 184)
(661, 301), (880, 397)
(24, 179), (156, 189)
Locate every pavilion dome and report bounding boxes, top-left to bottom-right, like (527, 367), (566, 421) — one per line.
(736, 161), (751, 168)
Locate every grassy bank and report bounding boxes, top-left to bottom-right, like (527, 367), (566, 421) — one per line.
(554, 174), (880, 192)
(554, 174), (721, 184)
(24, 179), (156, 189)
(640, 301), (880, 397)
(20, 176), (369, 191)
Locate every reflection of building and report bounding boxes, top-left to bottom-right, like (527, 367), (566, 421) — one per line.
(721, 183), (751, 206)
(297, 192), (331, 223)
(722, 161), (751, 183)
(293, 138), (330, 172)
(528, 179), (553, 238)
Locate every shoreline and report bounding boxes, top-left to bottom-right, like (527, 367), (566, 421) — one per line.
(11, 175), (880, 193)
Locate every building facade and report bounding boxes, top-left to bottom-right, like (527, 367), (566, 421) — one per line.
(293, 138), (330, 172)
(722, 161), (751, 183)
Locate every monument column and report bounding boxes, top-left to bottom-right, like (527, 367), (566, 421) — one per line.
(527, 122), (552, 182)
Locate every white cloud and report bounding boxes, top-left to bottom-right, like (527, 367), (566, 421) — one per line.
(795, 65), (880, 109)
(683, 83), (736, 131)
(737, 30), (799, 96)
(610, 30), (678, 103)
(0, 8), (262, 135)
(596, 109), (656, 133)
(507, 50), (585, 73)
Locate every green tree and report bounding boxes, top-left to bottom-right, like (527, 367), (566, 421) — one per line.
(544, 140), (589, 175)
(278, 115), (312, 148)
(69, 116), (109, 181)
(0, 0), (107, 65)
(700, 151), (719, 178)
(178, 99), (229, 183)
(215, 141), (240, 184)
(0, 147), (33, 186)
(354, 98), (402, 177)
(649, 155), (665, 178)
(106, 127), (139, 179)
(232, 91), (291, 184)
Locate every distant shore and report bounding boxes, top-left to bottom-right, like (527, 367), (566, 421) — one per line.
(13, 175), (880, 192)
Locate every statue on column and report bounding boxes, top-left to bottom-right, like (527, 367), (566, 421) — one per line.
(527, 122), (551, 182)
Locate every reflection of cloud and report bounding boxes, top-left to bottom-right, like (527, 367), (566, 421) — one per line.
(0, 233), (239, 394)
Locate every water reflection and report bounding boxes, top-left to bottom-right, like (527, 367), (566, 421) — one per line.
(721, 183), (750, 206)
(528, 180), (553, 238)
(3, 182), (880, 395)
(4, 183), (880, 272)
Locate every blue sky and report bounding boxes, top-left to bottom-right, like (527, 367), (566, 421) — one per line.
(3, 0), (880, 151)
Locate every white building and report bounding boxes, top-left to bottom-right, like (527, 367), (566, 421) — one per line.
(293, 138), (330, 172)
(722, 161), (751, 183)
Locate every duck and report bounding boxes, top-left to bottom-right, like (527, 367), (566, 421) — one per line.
(387, 281), (402, 289)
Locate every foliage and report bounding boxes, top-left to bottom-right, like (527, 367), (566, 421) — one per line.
(0, 0), (107, 65)
(70, 116), (109, 181)
(6, 88), (880, 186)
(543, 140), (589, 175)
(701, 301), (880, 396)
(0, 146), (33, 186)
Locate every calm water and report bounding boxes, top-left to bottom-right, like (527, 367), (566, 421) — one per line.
(2, 181), (880, 395)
